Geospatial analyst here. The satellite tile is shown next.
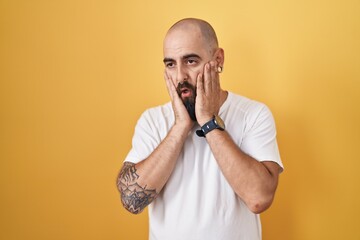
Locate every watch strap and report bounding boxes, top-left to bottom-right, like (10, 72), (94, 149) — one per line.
(201, 118), (218, 136)
(196, 117), (224, 138)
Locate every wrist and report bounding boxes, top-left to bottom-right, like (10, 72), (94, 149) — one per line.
(197, 115), (213, 127)
(196, 115), (225, 138)
(172, 121), (193, 136)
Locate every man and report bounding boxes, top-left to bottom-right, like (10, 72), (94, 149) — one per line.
(117, 18), (283, 240)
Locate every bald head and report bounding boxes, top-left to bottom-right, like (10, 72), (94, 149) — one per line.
(165, 18), (219, 54)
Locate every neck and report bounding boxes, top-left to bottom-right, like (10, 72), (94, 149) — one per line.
(219, 89), (228, 108)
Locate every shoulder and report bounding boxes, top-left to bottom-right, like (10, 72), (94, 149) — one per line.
(136, 102), (174, 131)
(140, 102), (173, 121)
(225, 92), (275, 131)
(227, 92), (270, 116)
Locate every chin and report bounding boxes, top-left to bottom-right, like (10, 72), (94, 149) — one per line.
(184, 99), (197, 122)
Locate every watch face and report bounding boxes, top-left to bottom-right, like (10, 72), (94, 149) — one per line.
(214, 115), (225, 129)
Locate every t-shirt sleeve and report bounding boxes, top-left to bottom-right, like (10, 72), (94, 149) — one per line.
(241, 104), (283, 171)
(124, 110), (162, 164)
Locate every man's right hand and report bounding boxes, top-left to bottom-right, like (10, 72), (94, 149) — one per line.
(164, 71), (194, 132)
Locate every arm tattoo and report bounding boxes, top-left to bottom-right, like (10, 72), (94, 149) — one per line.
(117, 162), (157, 214)
(119, 162), (139, 182)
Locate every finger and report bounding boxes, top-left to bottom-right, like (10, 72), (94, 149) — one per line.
(210, 61), (218, 91)
(203, 62), (211, 94)
(164, 71), (185, 106)
(211, 61), (220, 92)
(196, 72), (204, 96)
(164, 71), (172, 98)
(164, 71), (176, 100)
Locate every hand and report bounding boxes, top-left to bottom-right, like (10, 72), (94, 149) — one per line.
(195, 61), (221, 126)
(164, 71), (194, 132)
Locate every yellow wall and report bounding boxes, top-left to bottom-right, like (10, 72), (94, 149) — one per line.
(1, 0), (359, 239)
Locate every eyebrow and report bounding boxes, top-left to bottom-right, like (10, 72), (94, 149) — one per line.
(163, 53), (202, 63)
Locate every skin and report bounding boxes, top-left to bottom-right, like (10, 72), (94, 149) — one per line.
(117, 19), (281, 214)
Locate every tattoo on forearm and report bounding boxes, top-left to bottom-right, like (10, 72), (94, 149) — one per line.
(119, 162), (139, 182)
(117, 162), (157, 214)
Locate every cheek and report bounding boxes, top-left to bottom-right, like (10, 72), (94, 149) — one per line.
(165, 70), (177, 84)
(188, 65), (204, 74)
(188, 66), (204, 81)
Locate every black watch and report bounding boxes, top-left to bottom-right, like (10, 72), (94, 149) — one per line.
(196, 115), (225, 137)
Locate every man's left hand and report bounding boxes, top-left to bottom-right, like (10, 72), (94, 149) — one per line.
(195, 61), (221, 126)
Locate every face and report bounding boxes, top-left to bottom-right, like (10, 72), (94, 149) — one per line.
(163, 27), (215, 121)
(176, 81), (197, 121)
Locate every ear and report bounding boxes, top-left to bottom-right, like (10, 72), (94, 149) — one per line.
(214, 48), (225, 66)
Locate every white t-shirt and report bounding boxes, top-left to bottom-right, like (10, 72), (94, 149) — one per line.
(124, 92), (283, 240)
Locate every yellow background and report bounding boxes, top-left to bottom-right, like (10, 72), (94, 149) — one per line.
(1, 0), (359, 239)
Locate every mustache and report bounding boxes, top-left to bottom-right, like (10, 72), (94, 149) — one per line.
(176, 81), (195, 96)
(175, 82), (197, 122)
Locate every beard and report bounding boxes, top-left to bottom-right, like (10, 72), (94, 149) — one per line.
(176, 82), (197, 122)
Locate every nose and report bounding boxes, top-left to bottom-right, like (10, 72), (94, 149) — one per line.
(176, 64), (188, 85)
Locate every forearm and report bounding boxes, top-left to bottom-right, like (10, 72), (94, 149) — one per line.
(135, 124), (189, 191)
(205, 129), (279, 213)
(117, 124), (189, 214)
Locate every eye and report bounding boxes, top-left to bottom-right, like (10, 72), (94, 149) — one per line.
(185, 57), (200, 66)
(187, 59), (197, 65)
(165, 62), (174, 68)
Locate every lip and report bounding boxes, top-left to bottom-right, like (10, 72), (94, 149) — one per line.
(180, 87), (192, 98)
